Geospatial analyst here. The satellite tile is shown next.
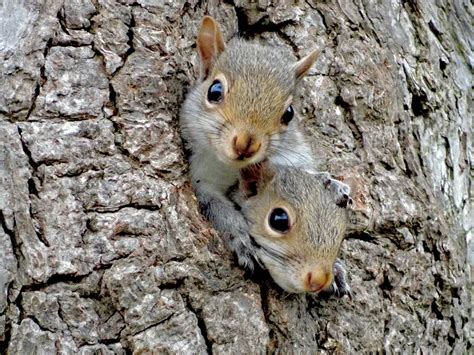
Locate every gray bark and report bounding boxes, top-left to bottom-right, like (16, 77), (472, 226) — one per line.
(0, 0), (472, 353)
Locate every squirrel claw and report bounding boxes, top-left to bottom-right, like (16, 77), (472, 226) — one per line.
(336, 192), (353, 208)
(331, 258), (351, 298)
(312, 172), (352, 208)
(225, 230), (260, 272)
(233, 246), (256, 272)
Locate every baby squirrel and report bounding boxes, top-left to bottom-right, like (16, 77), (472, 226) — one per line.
(180, 16), (351, 271)
(229, 162), (350, 295)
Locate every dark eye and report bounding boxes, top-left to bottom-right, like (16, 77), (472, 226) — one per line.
(268, 208), (290, 233)
(207, 80), (223, 103)
(281, 105), (294, 125)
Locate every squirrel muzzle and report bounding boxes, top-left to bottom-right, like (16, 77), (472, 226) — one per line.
(303, 268), (333, 293)
(232, 133), (261, 160)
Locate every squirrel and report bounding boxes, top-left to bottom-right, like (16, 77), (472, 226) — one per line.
(228, 161), (350, 295)
(180, 16), (351, 273)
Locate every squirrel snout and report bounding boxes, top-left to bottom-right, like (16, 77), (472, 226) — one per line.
(232, 133), (261, 160)
(304, 270), (332, 293)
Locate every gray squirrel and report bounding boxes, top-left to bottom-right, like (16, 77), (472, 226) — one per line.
(180, 16), (351, 293)
(229, 162), (350, 295)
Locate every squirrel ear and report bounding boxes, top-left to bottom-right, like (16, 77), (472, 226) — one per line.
(293, 49), (319, 81)
(240, 161), (275, 198)
(197, 16), (226, 79)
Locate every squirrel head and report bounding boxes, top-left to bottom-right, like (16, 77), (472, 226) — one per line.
(237, 162), (347, 293)
(182, 16), (318, 168)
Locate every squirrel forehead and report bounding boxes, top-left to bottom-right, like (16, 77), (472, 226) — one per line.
(221, 77), (289, 124)
(210, 41), (296, 121)
(214, 39), (296, 93)
(272, 170), (347, 228)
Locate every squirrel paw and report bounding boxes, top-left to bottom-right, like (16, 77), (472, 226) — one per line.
(198, 196), (258, 272)
(225, 231), (258, 272)
(330, 259), (352, 298)
(319, 174), (353, 208)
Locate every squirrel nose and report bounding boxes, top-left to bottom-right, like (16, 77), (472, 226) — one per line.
(304, 270), (332, 293)
(232, 133), (261, 160)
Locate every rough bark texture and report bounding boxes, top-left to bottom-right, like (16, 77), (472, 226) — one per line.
(0, 0), (472, 353)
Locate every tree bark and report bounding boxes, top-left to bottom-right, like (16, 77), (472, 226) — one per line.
(0, 0), (472, 353)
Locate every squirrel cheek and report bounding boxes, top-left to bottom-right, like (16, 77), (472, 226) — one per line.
(258, 256), (301, 293)
(220, 136), (238, 161)
(278, 123), (290, 133)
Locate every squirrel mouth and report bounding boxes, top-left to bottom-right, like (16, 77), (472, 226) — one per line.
(231, 154), (263, 167)
(216, 139), (266, 167)
(218, 149), (264, 167)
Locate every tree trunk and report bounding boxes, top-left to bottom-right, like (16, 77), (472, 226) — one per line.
(0, 0), (471, 353)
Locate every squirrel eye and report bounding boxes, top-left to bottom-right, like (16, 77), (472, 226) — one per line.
(207, 80), (223, 103)
(281, 105), (294, 125)
(268, 208), (291, 233)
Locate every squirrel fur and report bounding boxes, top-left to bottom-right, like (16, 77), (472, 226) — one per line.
(230, 162), (350, 295)
(180, 16), (351, 294)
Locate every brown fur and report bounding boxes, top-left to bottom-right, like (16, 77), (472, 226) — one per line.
(235, 163), (347, 293)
